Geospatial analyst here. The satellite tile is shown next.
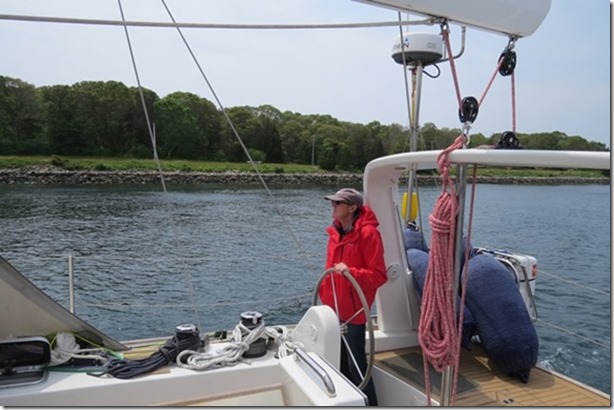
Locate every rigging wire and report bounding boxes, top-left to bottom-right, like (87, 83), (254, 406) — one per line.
(537, 269), (611, 296)
(117, 0), (202, 331)
(158, 0), (315, 272)
(535, 319), (610, 350)
(106, 0), (326, 330)
(80, 292), (312, 309)
(9, 2), (607, 371)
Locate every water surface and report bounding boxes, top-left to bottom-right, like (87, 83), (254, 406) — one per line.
(0, 183), (610, 394)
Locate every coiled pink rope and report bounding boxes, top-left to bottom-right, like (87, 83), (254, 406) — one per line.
(417, 24), (515, 406)
(418, 135), (465, 403)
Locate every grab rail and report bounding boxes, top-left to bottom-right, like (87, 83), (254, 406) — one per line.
(293, 347), (336, 397)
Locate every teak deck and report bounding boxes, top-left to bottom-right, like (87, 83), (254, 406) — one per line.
(374, 344), (611, 407)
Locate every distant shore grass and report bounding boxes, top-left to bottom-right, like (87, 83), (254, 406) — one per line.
(0, 155), (607, 178)
(0, 155), (323, 174)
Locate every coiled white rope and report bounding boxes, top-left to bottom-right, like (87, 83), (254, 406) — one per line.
(49, 332), (111, 366)
(176, 322), (303, 370)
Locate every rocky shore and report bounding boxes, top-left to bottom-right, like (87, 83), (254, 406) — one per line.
(0, 167), (608, 186)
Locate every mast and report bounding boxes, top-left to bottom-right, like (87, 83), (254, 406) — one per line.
(392, 31), (444, 224)
(404, 63), (422, 224)
(392, 28), (464, 406)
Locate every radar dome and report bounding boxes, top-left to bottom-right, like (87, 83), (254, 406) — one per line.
(391, 32), (443, 65)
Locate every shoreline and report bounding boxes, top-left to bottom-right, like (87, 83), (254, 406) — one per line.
(0, 168), (609, 185)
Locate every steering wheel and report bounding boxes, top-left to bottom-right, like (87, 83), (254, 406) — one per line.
(312, 268), (375, 391)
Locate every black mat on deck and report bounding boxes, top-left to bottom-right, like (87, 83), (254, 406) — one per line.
(378, 352), (478, 395)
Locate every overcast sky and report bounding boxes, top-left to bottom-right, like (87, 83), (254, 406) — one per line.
(0, 0), (610, 147)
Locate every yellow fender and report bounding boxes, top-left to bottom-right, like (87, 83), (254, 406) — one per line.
(401, 191), (419, 222)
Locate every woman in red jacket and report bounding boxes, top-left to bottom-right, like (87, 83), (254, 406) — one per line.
(320, 188), (387, 406)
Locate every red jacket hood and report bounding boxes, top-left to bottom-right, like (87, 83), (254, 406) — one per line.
(329, 205), (380, 235)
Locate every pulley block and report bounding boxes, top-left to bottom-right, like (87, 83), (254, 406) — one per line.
(496, 131), (522, 149)
(458, 96), (479, 124)
(498, 48), (517, 76)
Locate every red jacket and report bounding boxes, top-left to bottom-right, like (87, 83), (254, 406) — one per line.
(319, 205), (387, 325)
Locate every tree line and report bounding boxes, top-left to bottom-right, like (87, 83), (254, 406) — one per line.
(0, 76), (608, 172)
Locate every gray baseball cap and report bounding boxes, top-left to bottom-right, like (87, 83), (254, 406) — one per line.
(324, 188), (363, 207)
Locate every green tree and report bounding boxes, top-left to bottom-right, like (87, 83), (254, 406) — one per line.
(258, 115), (284, 163)
(42, 81), (159, 157)
(160, 92), (222, 160)
(520, 131), (564, 150)
(41, 84), (86, 155)
(4, 75), (610, 162)
(127, 87), (159, 158)
(558, 135), (592, 151)
(220, 106), (284, 163)
(251, 104), (283, 122)
(467, 132), (488, 147)
(316, 123), (347, 171)
(419, 122), (439, 151)
(367, 121), (405, 155)
(154, 94), (201, 159)
(278, 113), (312, 164)
(339, 122), (384, 171)
(89, 81), (138, 155)
(0, 76), (46, 154)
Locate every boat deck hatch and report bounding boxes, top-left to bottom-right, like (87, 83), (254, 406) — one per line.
(0, 336), (50, 388)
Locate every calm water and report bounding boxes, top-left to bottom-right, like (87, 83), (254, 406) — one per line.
(0, 183), (610, 394)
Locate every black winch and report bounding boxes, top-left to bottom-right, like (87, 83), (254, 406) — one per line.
(240, 311), (268, 358)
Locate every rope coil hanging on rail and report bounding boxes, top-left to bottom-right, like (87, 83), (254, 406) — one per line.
(417, 21), (523, 406)
(418, 135), (464, 392)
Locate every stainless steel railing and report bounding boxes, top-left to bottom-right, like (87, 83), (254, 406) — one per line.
(293, 347), (336, 397)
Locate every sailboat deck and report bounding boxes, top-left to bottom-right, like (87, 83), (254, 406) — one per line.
(374, 344), (610, 406)
(122, 339), (609, 406)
